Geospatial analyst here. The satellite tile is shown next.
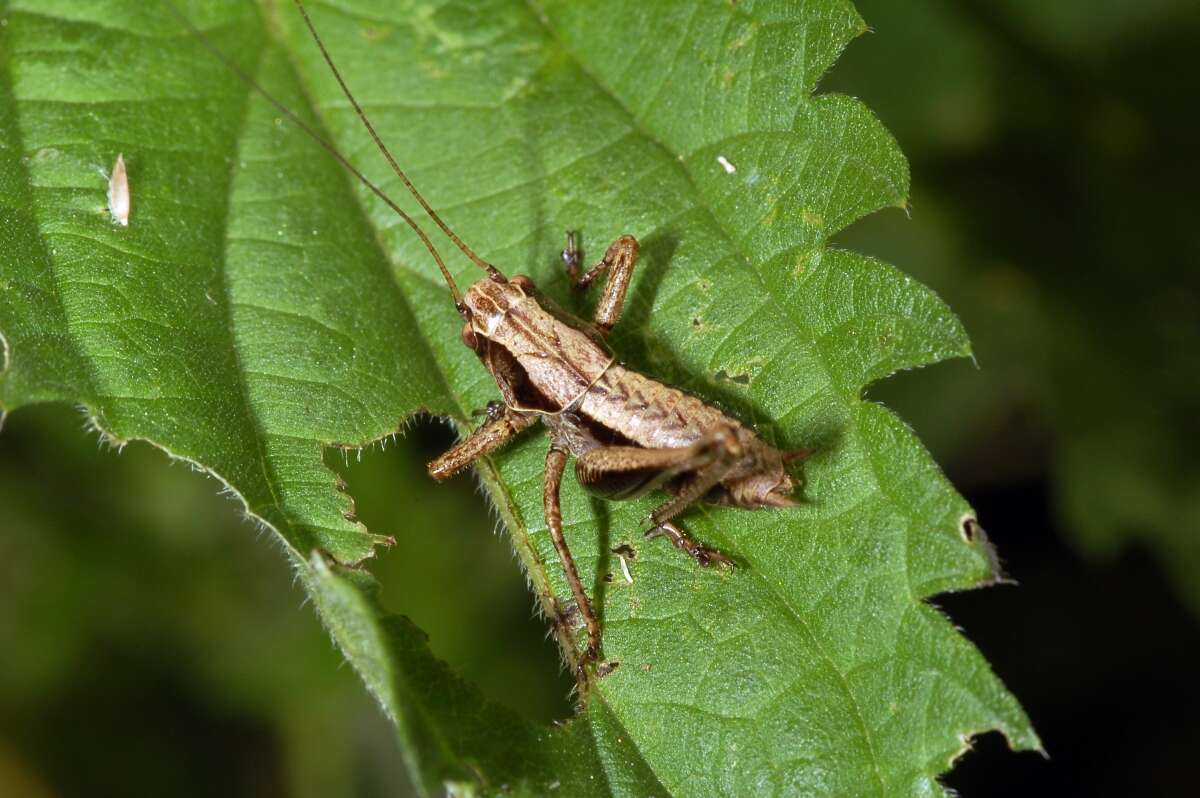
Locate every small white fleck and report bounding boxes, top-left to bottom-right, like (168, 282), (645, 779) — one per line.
(107, 153), (129, 226)
(717, 154), (737, 174)
(618, 553), (633, 584)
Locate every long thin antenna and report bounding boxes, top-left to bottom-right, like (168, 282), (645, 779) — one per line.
(162, 0), (465, 307)
(291, 0), (503, 281)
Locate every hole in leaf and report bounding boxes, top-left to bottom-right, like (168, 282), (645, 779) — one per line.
(326, 418), (574, 723)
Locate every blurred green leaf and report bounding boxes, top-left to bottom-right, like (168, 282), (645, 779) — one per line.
(0, 0), (1037, 794)
(0, 403), (412, 798)
(832, 0), (1200, 621)
(993, 0), (1197, 61)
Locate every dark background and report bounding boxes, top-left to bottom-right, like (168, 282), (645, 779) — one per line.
(2, 1), (1198, 795)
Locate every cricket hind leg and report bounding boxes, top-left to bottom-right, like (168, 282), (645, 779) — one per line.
(562, 232), (639, 334)
(574, 425), (743, 568)
(574, 442), (713, 500)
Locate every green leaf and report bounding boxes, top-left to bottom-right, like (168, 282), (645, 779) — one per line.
(0, 0), (1038, 794)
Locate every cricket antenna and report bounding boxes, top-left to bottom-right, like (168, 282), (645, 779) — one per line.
(162, 0), (468, 308)
(291, 0), (504, 282)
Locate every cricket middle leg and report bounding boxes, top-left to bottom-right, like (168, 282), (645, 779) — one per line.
(544, 446), (603, 677)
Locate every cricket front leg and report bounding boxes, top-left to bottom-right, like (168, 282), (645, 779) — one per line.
(562, 232), (639, 334)
(427, 404), (535, 481)
(544, 447), (603, 676)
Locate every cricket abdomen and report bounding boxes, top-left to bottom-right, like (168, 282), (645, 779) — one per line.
(576, 364), (733, 450)
(574, 364), (801, 510)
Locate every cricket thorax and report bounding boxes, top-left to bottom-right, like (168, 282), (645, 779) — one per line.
(463, 276), (613, 413)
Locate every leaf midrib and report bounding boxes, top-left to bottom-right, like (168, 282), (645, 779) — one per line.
(530, 6), (893, 795)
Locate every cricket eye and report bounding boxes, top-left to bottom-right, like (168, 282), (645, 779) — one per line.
(462, 320), (482, 352)
(511, 274), (534, 293)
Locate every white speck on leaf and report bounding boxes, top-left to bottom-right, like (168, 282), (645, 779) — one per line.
(717, 154), (737, 174)
(107, 154), (129, 226)
(617, 552), (633, 584)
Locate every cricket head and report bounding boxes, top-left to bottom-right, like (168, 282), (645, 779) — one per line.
(457, 273), (559, 412)
(458, 273), (534, 352)
(458, 272), (614, 415)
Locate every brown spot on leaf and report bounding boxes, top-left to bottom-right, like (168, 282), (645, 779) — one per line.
(960, 514), (980, 542)
(611, 543), (637, 559)
(715, 368), (751, 385)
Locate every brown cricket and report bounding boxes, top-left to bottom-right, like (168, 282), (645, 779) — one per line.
(184, 0), (810, 679)
(424, 232), (811, 676)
